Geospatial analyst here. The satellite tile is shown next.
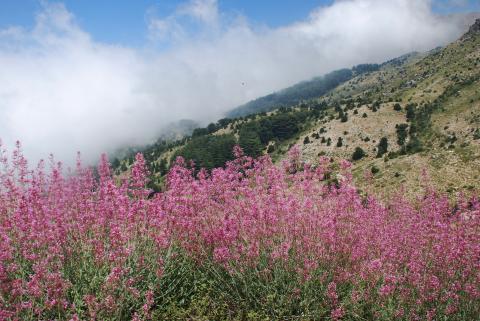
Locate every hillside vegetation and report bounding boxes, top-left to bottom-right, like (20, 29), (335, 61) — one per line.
(116, 20), (480, 197)
(227, 66), (378, 118)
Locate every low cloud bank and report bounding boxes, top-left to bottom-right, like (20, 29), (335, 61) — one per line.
(0, 0), (470, 164)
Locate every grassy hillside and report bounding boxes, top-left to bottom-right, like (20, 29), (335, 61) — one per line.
(116, 20), (480, 197)
(298, 19), (480, 197)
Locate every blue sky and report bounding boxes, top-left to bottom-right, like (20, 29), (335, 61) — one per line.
(1, 0), (479, 46)
(1, 0), (330, 45)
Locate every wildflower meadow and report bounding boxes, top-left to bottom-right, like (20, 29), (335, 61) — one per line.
(0, 143), (479, 320)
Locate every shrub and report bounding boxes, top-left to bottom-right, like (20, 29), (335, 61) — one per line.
(376, 137), (388, 158)
(406, 136), (423, 153)
(405, 103), (416, 121)
(352, 147), (366, 161)
(388, 151), (399, 159)
(474, 129), (480, 140)
(396, 124), (409, 146)
(336, 137), (343, 147)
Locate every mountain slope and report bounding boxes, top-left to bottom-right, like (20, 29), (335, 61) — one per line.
(227, 65), (379, 118)
(116, 20), (480, 197)
(297, 19), (480, 196)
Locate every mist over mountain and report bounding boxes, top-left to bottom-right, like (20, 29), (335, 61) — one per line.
(0, 0), (476, 164)
(121, 17), (480, 198)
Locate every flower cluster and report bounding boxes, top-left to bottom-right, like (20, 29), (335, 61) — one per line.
(0, 143), (478, 320)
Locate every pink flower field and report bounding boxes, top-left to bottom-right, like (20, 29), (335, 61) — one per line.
(0, 144), (479, 320)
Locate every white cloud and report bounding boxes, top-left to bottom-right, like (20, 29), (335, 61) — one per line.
(178, 0), (219, 25)
(148, 0), (219, 43)
(0, 0), (471, 164)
